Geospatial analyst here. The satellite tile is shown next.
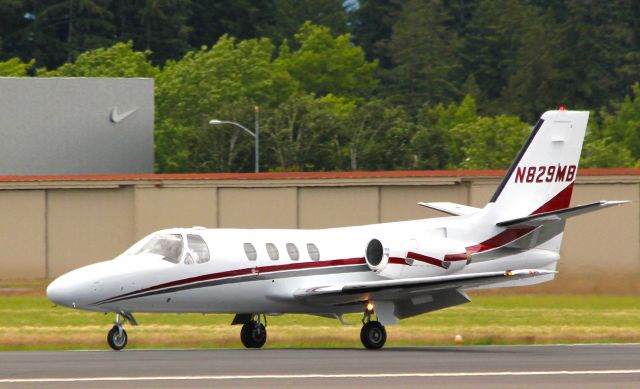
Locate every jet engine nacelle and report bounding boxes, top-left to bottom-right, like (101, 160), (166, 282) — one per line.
(364, 237), (470, 279)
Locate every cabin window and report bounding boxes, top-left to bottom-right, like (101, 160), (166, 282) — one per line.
(286, 243), (299, 260)
(244, 243), (257, 261)
(187, 234), (210, 264)
(136, 234), (183, 264)
(266, 243), (279, 260)
(307, 243), (320, 261)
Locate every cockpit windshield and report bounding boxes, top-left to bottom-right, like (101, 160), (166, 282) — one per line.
(136, 234), (183, 263)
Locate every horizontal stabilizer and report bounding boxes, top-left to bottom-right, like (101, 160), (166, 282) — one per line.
(496, 201), (629, 228)
(418, 202), (480, 216)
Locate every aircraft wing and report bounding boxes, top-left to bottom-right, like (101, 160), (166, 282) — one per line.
(418, 201), (481, 216)
(496, 201), (629, 228)
(294, 269), (554, 323)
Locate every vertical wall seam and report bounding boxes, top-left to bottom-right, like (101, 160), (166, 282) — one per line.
(377, 185), (382, 223)
(296, 186), (300, 229)
(215, 186), (220, 228)
(44, 190), (49, 279)
(131, 185), (138, 241)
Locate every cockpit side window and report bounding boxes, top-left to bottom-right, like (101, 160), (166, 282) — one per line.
(187, 234), (210, 264)
(136, 234), (183, 264)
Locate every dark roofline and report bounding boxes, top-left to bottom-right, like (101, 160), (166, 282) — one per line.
(0, 168), (638, 183)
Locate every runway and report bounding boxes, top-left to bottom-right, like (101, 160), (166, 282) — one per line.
(1, 344), (639, 388)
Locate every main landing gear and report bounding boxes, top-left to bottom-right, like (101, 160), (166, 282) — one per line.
(107, 311), (137, 351)
(360, 303), (387, 350)
(240, 314), (267, 349)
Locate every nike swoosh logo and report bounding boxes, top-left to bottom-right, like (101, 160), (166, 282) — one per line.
(110, 107), (139, 123)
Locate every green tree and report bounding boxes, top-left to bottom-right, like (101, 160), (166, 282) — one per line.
(277, 22), (378, 99)
(600, 83), (640, 161)
(155, 35), (296, 172)
(450, 115), (529, 169)
(0, 58), (34, 76)
(38, 41), (159, 77)
(187, 0), (274, 51)
(349, 99), (413, 171)
(112, 0), (192, 65)
(501, 10), (567, 122)
(385, 0), (461, 110)
(259, 0), (348, 45)
(261, 93), (351, 171)
(461, 0), (535, 114)
(38, 0), (114, 63)
(349, 0), (401, 68)
(580, 136), (636, 168)
(560, 0), (640, 110)
(411, 95), (478, 169)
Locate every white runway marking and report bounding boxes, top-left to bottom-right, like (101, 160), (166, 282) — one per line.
(2, 370), (640, 383)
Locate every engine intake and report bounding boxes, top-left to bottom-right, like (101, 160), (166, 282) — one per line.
(365, 239), (384, 267)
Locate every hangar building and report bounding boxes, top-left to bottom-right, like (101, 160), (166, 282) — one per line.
(0, 77), (153, 175)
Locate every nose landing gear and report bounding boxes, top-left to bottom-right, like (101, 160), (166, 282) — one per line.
(240, 314), (267, 349)
(107, 311), (137, 351)
(360, 303), (387, 350)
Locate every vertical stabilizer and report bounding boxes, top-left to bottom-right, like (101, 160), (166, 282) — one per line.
(487, 110), (589, 221)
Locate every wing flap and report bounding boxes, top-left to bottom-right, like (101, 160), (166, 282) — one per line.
(294, 269), (554, 305)
(497, 201), (629, 228)
(418, 202), (480, 216)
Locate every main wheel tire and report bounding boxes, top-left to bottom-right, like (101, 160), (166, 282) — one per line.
(107, 326), (128, 351)
(240, 321), (267, 348)
(360, 321), (386, 350)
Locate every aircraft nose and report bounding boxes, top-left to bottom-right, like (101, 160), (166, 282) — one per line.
(47, 274), (78, 308)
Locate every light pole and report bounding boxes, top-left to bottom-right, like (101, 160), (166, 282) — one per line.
(209, 106), (260, 173)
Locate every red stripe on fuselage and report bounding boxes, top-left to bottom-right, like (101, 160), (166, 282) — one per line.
(443, 253), (468, 261)
(406, 251), (446, 268)
(388, 257), (407, 265)
(99, 257), (368, 303)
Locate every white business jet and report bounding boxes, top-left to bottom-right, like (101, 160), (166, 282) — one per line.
(47, 109), (627, 350)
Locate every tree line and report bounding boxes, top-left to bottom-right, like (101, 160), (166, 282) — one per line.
(1, 0), (638, 172)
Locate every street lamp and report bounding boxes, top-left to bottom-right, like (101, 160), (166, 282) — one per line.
(209, 106), (260, 173)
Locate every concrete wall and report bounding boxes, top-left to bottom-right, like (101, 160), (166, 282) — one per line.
(0, 170), (638, 292)
(0, 77), (154, 175)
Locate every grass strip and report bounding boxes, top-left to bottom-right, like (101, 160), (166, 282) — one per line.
(1, 294), (639, 351)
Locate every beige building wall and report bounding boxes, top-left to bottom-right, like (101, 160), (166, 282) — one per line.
(134, 187), (217, 237)
(380, 184), (469, 221)
(0, 171), (638, 293)
(47, 188), (135, 275)
(561, 183), (640, 273)
(219, 188), (296, 228)
(299, 187), (379, 228)
(0, 190), (46, 278)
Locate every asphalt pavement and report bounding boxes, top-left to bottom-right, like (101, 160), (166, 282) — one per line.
(1, 344), (639, 388)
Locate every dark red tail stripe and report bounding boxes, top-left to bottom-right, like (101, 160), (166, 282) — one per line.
(406, 251), (446, 268)
(466, 227), (535, 254)
(531, 182), (574, 215)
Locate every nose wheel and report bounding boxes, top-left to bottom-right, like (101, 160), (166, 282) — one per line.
(107, 311), (136, 351)
(107, 325), (128, 350)
(240, 314), (267, 348)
